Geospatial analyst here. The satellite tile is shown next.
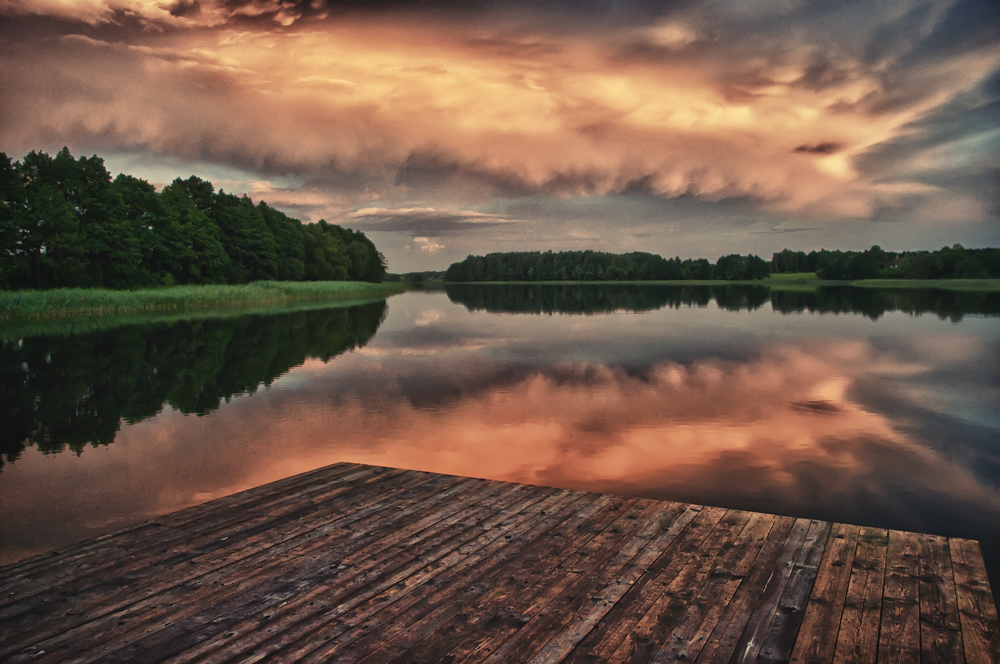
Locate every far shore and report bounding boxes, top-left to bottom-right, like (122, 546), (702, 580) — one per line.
(0, 281), (407, 325)
(437, 274), (1000, 291)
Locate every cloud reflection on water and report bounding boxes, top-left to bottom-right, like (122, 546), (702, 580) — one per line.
(245, 340), (1000, 532)
(1, 293), (998, 582)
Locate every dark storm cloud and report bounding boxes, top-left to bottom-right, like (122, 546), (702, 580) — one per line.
(851, 60), (1000, 221)
(168, 0), (204, 19)
(393, 151), (535, 199)
(205, 0), (688, 24)
(754, 227), (821, 235)
(794, 143), (843, 155)
(0, 0), (689, 31)
(895, 0), (1000, 64)
(348, 207), (513, 235)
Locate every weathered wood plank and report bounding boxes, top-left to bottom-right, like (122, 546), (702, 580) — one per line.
(0, 463), (995, 664)
(0, 462), (369, 589)
(273, 491), (607, 663)
(877, 530), (921, 664)
(473, 501), (692, 664)
(0, 464), (401, 602)
(158, 482), (565, 663)
(950, 538), (1000, 664)
(751, 519), (831, 664)
(0, 466), (444, 658)
(1, 471), (487, 663)
(691, 516), (810, 664)
(198, 489), (590, 663)
(647, 513), (787, 663)
(605, 509), (755, 664)
(517, 504), (703, 664)
(54, 473), (511, 664)
(0, 463), (398, 608)
(561, 506), (729, 664)
(98, 480), (536, 663)
(390, 501), (691, 664)
(919, 534), (965, 663)
(832, 527), (889, 664)
(311, 495), (647, 663)
(790, 522), (861, 664)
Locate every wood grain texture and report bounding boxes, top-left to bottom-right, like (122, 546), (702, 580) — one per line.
(0, 463), (995, 664)
(918, 534), (965, 664)
(878, 531), (921, 664)
(791, 522), (861, 664)
(950, 538), (1000, 664)
(832, 527), (889, 664)
(755, 519), (832, 664)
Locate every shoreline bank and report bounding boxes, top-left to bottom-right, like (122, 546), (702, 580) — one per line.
(0, 281), (407, 324)
(438, 277), (1000, 291)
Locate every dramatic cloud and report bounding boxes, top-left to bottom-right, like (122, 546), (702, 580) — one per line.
(794, 143), (843, 155)
(348, 207), (511, 234)
(1, 0), (998, 270)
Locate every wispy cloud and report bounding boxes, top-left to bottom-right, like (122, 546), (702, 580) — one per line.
(348, 207), (512, 234)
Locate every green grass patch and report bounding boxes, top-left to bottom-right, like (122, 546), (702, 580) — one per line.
(765, 272), (820, 282)
(0, 281), (407, 324)
(0, 295), (397, 341)
(445, 279), (775, 286)
(849, 278), (1000, 291)
(446, 278), (832, 290)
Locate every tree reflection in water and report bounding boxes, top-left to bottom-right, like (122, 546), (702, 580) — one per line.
(446, 283), (1000, 321)
(0, 301), (387, 469)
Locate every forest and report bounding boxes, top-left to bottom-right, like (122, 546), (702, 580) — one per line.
(445, 250), (771, 282)
(446, 245), (1000, 283)
(0, 148), (386, 290)
(771, 245), (1000, 279)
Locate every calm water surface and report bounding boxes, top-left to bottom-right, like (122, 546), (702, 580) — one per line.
(2, 285), (999, 590)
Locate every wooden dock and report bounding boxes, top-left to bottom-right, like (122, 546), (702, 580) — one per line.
(0, 463), (997, 663)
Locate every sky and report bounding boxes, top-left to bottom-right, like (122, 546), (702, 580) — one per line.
(1, 0), (999, 272)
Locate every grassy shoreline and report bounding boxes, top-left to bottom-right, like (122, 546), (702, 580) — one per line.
(0, 281), (407, 323)
(847, 278), (1000, 291)
(0, 295), (398, 341)
(442, 275), (1000, 291)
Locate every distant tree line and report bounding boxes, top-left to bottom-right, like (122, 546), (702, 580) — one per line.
(384, 270), (447, 286)
(445, 251), (771, 282)
(771, 245), (1000, 280)
(0, 148), (387, 290)
(444, 245), (1000, 284)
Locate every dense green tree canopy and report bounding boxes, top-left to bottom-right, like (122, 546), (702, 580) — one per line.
(0, 149), (387, 290)
(445, 250), (770, 282)
(447, 245), (1000, 285)
(771, 244), (1000, 280)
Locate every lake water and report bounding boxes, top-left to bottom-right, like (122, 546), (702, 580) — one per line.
(2, 285), (999, 592)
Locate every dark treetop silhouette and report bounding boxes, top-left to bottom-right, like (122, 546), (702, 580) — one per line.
(0, 148), (386, 290)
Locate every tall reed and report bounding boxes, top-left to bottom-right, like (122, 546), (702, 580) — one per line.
(0, 281), (407, 322)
